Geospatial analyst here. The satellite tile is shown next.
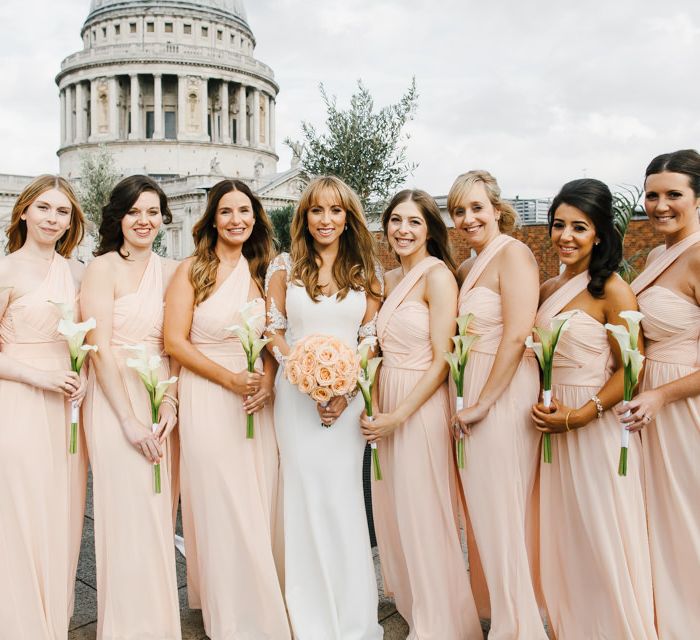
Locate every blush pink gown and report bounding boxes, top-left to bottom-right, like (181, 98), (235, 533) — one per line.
(83, 253), (181, 640)
(177, 257), (289, 639)
(631, 230), (700, 639)
(457, 235), (546, 639)
(537, 272), (656, 640)
(0, 254), (86, 639)
(372, 256), (482, 640)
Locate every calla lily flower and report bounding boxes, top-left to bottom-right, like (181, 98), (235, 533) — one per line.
(605, 322), (632, 356)
(456, 313), (475, 336)
(357, 336), (378, 370)
(619, 310), (644, 350)
(49, 300), (74, 322)
(57, 317), (97, 361)
(525, 336), (544, 369)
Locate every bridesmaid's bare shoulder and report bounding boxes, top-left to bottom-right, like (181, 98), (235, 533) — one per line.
(538, 276), (560, 305)
(644, 244), (665, 268)
(499, 239), (538, 271)
(84, 252), (118, 280)
(602, 272), (637, 311)
(425, 261), (458, 297)
(383, 266), (403, 297)
(0, 254), (12, 285)
(68, 258), (86, 288)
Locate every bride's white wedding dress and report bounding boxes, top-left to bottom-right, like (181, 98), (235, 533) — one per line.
(268, 255), (382, 640)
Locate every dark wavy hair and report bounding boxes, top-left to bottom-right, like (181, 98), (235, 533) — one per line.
(645, 149), (700, 196)
(189, 179), (274, 305)
(94, 175), (172, 258)
(548, 178), (621, 298)
(381, 189), (457, 274)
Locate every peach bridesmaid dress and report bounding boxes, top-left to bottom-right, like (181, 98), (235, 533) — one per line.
(457, 235), (546, 639)
(537, 272), (656, 640)
(0, 254), (85, 639)
(177, 257), (289, 639)
(372, 256), (482, 640)
(631, 230), (700, 639)
(83, 253), (181, 640)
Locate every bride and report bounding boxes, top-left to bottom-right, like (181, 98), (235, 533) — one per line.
(265, 176), (384, 640)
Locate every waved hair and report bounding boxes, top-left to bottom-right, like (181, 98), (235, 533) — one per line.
(548, 178), (622, 299)
(381, 189), (457, 274)
(6, 174), (85, 257)
(645, 149), (700, 197)
(94, 175), (171, 258)
(447, 169), (518, 234)
(290, 176), (381, 301)
(189, 179), (274, 305)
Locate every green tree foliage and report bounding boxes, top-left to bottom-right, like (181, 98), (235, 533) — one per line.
(77, 145), (120, 240)
(269, 204), (295, 253)
(288, 79), (418, 215)
(613, 185), (647, 282)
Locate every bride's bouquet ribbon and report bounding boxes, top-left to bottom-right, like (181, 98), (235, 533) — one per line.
(357, 336), (383, 481)
(227, 299), (270, 439)
(444, 313), (479, 470)
(605, 311), (644, 477)
(125, 344), (178, 494)
(50, 301), (98, 455)
(525, 310), (577, 464)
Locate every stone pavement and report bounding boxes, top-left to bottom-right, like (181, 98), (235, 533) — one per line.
(68, 476), (411, 639)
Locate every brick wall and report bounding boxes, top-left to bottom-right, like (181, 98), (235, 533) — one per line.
(375, 219), (662, 282)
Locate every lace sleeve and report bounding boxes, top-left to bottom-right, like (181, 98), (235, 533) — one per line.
(358, 312), (377, 339)
(264, 252), (292, 294)
(265, 253), (291, 335)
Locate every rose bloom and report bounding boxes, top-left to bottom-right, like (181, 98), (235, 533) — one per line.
(299, 374), (316, 395)
(311, 386), (333, 403)
(315, 364), (336, 386)
(304, 336), (324, 353)
(336, 353), (358, 376)
(316, 342), (339, 366)
(286, 362), (302, 385)
(301, 352), (316, 375)
(332, 376), (351, 395)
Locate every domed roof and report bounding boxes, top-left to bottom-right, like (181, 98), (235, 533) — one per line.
(87, 0), (248, 23)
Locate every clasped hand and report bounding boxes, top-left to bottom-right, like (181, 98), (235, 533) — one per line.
(451, 402), (489, 437)
(317, 395), (348, 426)
(531, 397), (577, 433)
(360, 409), (400, 443)
(231, 369), (273, 415)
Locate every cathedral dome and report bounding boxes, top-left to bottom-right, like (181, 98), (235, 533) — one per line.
(87, 0), (248, 24)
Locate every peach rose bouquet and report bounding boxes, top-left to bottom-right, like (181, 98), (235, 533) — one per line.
(285, 334), (359, 426)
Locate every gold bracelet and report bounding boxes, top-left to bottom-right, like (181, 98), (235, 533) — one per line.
(591, 394), (604, 419)
(565, 410), (572, 431)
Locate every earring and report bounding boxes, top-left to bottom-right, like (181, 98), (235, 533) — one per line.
(344, 224), (348, 231)
(595, 240), (600, 246)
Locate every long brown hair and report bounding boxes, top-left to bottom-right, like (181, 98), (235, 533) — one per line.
(381, 189), (457, 274)
(447, 170), (518, 234)
(189, 179), (274, 305)
(6, 174), (85, 256)
(290, 176), (381, 301)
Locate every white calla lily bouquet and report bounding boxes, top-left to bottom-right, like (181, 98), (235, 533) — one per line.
(525, 310), (577, 464)
(444, 313), (479, 469)
(226, 299), (271, 439)
(357, 336), (383, 481)
(50, 301), (98, 454)
(125, 344), (178, 494)
(605, 311), (644, 477)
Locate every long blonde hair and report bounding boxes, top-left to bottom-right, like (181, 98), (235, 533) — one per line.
(6, 174), (85, 256)
(290, 176), (381, 301)
(447, 170), (518, 234)
(189, 180), (274, 305)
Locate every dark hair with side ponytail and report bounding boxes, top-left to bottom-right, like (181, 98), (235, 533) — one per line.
(548, 178), (622, 299)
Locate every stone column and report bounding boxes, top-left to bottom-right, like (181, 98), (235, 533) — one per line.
(59, 89), (66, 146)
(65, 84), (74, 145)
(109, 76), (119, 138)
(153, 73), (163, 139)
(261, 93), (269, 146)
(89, 79), (98, 140)
(251, 88), (260, 148)
(75, 82), (86, 143)
(200, 77), (209, 141)
(177, 74), (186, 139)
(269, 97), (276, 151)
(129, 73), (141, 139)
(237, 84), (247, 145)
(220, 80), (230, 143)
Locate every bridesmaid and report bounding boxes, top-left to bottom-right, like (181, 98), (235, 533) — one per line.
(164, 179), (289, 639)
(447, 170), (545, 638)
(531, 178), (657, 639)
(620, 149), (700, 638)
(0, 175), (86, 638)
(81, 175), (181, 639)
(360, 189), (483, 639)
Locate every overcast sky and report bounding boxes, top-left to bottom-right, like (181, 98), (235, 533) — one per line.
(0, 0), (698, 197)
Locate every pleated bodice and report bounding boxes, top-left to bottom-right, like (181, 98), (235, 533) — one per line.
(458, 286), (503, 355)
(379, 302), (432, 371)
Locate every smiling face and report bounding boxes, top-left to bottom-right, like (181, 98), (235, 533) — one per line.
(120, 190), (162, 251)
(386, 199), (429, 260)
(21, 188), (73, 248)
(215, 189), (255, 248)
(550, 203), (598, 271)
(449, 181), (500, 251)
(306, 188), (347, 249)
(644, 171), (700, 240)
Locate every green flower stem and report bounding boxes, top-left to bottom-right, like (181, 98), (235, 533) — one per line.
(69, 400), (79, 455)
(457, 438), (465, 470)
(618, 447), (628, 477)
(246, 359), (255, 439)
(542, 387), (553, 464)
(455, 396), (466, 470)
(542, 434), (552, 464)
(366, 406), (383, 481)
(151, 402), (162, 495)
